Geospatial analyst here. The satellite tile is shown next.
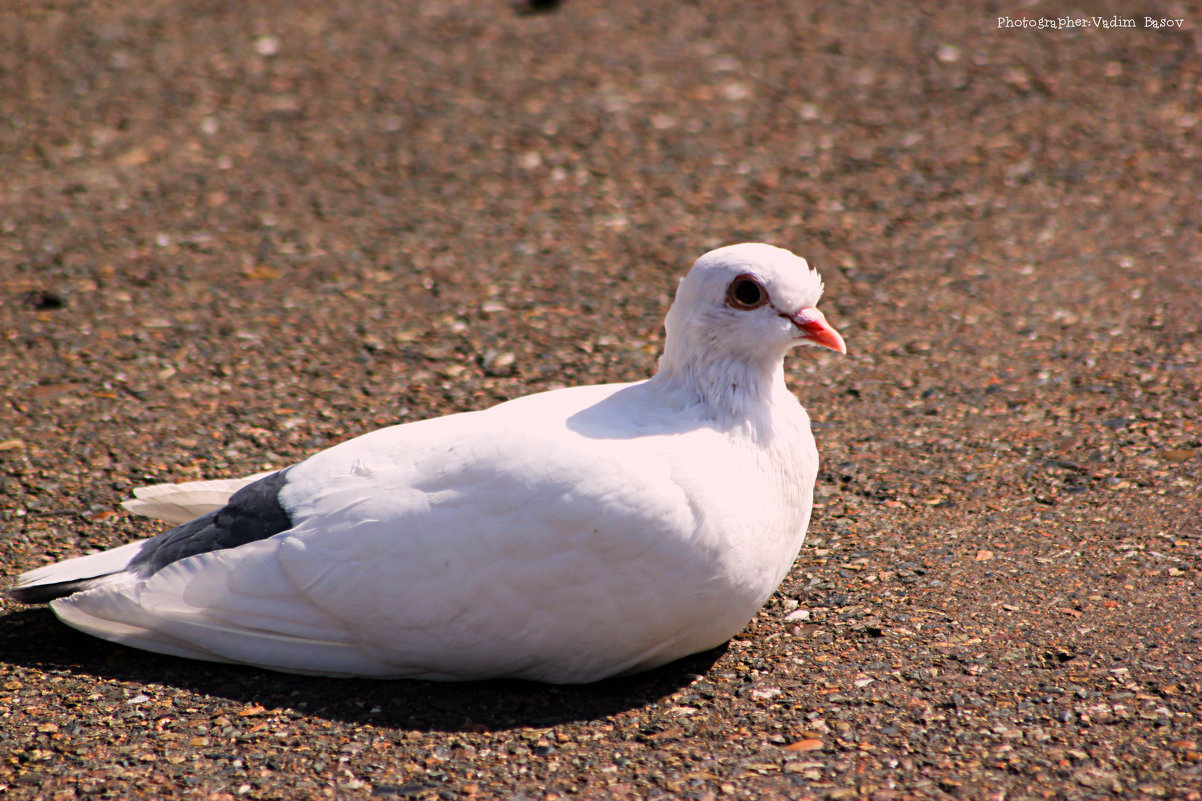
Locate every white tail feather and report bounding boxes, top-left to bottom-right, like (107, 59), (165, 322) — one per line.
(121, 471), (275, 524)
(11, 539), (150, 593)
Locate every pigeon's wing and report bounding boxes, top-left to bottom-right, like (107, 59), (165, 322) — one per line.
(11, 471), (295, 604)
(50, 537), (387, 673)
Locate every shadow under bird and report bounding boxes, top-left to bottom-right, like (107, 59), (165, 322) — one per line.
(8, 243), (846, 683)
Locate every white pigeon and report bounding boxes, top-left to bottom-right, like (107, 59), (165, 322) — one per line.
(7, 243), (846, 683)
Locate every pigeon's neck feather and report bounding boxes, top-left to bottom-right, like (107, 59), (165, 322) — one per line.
(650, 350), (792, 434)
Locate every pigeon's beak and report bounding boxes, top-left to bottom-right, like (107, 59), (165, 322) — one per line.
(788, 307), (847, 354)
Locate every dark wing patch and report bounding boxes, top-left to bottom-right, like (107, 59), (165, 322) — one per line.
(128, 468), (295, 576)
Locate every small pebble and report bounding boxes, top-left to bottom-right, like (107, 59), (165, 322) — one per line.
(254, 35), (280, 56)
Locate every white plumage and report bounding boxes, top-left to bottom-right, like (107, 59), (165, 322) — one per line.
(123, 472), (275, 524)
(8, 243), (846, 683)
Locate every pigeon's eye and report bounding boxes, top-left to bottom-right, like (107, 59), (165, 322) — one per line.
(726, 275), (768, 310)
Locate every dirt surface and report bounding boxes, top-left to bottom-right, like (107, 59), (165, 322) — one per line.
(2, 2), (1201, 799)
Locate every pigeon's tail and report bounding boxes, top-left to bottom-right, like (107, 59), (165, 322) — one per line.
(121, 472), (272, 525)
(7, 540), (148, 604)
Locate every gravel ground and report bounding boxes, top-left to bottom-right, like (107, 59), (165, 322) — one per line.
(2, 2), (1201, 799)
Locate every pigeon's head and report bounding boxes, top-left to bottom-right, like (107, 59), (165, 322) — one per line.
(661, 244), (845, 378)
